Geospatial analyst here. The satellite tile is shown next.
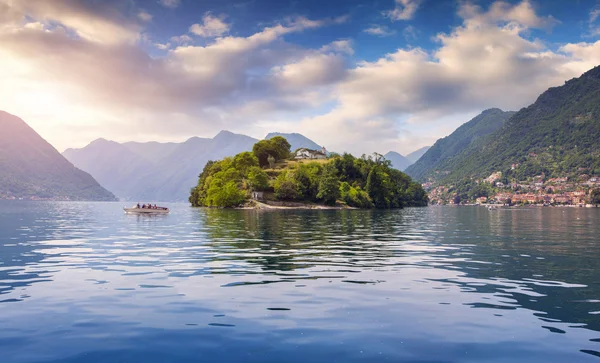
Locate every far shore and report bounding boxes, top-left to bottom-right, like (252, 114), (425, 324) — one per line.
(431, 203), (599, 208)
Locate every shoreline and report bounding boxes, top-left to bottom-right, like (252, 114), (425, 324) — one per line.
(240, 200), (357, 210)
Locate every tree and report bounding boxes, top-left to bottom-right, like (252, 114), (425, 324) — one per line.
(206, 180), (247, 207)
(317, 163), (340, 205)
(267, 155), (276, 169)
(274, 171), (301, 200)
(591, 188), (600, 205)
(232, 152), (259, 175)
(366, 166), (389, 208)
(252, 137), (292, 167)
(252, 140), (273, 168)
(247, 167), (269, 191)
(453, 194), (461, 205)
(269, 136), (292, 160)
(339, 181), (373, 208)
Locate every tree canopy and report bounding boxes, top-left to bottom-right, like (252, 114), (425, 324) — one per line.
(190, 137), (428, 208)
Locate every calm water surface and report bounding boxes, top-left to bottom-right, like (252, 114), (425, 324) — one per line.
(0, 201), (599, 362)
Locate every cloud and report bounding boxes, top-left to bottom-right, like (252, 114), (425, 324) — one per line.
(591, 8), (600, 24)
(190, 13), (230, 38)
(159, 0), (180, 9)
(588, 6), (600, 37)
(138, 10), (153, 23)
(0, 1), (350, 149)
(320, 39), (354, 55)
(291, 0), (591, 154)
(2, 0), (600, 156)
(154, 42), (171, 50)
(364, 25), (396, 37)
(385, 0), (422, 21)
(459, 0), (558, 30)
(1, 0), (144, 43)
(170, 34), (193, 45)
(403, 25), (418, 41)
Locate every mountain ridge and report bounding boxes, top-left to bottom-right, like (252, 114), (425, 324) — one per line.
(405, 108), (516, 182)
(0, 111), (117, 201)
(63, 131), (327, 201)
(434, 65), (600, 186)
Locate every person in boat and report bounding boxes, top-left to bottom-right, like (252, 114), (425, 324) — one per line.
(142, 204), (146, 209)
(137, 203), (140, 209)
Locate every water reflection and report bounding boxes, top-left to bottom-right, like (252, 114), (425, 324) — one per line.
(0, 202), (599, 362)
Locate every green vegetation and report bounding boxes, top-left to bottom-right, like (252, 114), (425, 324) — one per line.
(405, 108), (515, 182)
(444, 68), (600, 184)
(252, 136), (292, 167)
(591, 189), (600, 205)
(189, 137), (428, 208)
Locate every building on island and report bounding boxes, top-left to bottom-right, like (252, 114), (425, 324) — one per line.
(295, 146), (327, 160)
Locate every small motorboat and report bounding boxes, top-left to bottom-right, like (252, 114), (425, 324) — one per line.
(124, 204), (169, 214)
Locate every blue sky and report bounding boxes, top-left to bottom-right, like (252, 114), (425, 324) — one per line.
(1, 0), (600, 155)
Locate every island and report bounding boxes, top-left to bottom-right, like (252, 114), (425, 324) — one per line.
(189, 136), (428, 209)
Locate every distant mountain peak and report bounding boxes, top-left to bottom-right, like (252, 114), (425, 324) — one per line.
(215, 130), (235, 136)
(384, 151), (411, 171)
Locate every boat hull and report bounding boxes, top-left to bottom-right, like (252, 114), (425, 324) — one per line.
(124, 208), (169, 214)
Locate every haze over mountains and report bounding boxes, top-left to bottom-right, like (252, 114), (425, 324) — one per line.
(63, 132), (337, 202)
(0, 111), (116, 201)
(384, 146), (431, 171)
(6, 64), (600, 203)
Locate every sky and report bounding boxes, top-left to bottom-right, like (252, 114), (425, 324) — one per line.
(2, 0), (600, 155)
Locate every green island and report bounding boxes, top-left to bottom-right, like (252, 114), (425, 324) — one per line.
(189, 136), (428, 209)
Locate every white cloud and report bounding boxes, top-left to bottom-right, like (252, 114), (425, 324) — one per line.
(159, 0), (180, 9)
(403, 25), (418, 41)
(154, 42), (170, 50)
(170, 34), (193, 44)
(385, 0), (422, 21)
(459, 0), (558, 30)
(588, 6), (600, 36)
(320, 39), (354, 55)
(190, 13), (230, 38)
(1, 0), (144, 44)
(138, 10), (153, 23)
(364, 25), (396, 37)
(2, 0), (600, 156)
(591, 8), (600, 24)
(291, 0), (592, 154)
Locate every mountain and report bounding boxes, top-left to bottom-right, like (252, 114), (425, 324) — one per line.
(406, 146), (430, 164)
(134, 131), (259, 201)
(405, 108), (516, 182)
(0, 111), (116, 201)
(265, 132), (323, 151)
(384, 151), (412, 171)
(64, 131), (260, 202)
(434, 65), (600, 184)
(63, 139), (153, 200)
(122, 141), (180, 163)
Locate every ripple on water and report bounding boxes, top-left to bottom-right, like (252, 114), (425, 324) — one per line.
(0, 202), (599, 363)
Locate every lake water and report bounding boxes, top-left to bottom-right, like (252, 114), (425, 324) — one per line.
(0, 201), (599, 362)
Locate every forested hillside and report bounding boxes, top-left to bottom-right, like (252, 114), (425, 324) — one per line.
(405, 108), (515, 181)
(439, 66), (600, 184)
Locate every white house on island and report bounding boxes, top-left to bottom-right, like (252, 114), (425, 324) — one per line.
(294, 146), (327, 160)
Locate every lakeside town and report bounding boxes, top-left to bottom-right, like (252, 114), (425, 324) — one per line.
(426, 171), (600, 207)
